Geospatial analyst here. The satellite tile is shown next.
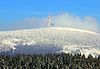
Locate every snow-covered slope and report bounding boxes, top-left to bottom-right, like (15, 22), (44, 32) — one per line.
(0, 27), (100, 57)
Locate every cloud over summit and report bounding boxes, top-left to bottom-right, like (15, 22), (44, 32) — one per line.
(0, 13), (99, 33)
(51, 13), (99, 32)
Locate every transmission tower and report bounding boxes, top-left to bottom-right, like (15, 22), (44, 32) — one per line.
(46, 15), (54, 27)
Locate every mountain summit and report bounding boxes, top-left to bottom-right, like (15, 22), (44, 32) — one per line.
(0, 27), (100, 57)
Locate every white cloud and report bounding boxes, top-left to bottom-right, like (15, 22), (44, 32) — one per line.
(51, 13), (99, 32)
(12, 17), (47, 30)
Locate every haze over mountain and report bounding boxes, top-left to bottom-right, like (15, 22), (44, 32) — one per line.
(0, 13), (99, 33)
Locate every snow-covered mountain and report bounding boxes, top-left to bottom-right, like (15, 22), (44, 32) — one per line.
(0, 27), (100, 57)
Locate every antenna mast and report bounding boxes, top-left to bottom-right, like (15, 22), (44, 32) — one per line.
(46, 15), (53, 27)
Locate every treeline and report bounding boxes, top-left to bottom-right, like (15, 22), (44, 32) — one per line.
(0, 53), (100, 69)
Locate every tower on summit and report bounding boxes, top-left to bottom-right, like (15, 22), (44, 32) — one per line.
(46, 15), (54, 27)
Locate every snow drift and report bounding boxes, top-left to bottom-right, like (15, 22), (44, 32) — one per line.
(0, 27), (100, 57)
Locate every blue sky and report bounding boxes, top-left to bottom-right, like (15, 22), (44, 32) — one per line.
(0, 0), (100, 31)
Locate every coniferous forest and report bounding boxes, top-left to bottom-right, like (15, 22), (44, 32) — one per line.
(0, 53), (100, 69)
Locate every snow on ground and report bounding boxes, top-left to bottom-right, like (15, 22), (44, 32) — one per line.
(0, 27), (100, 57)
